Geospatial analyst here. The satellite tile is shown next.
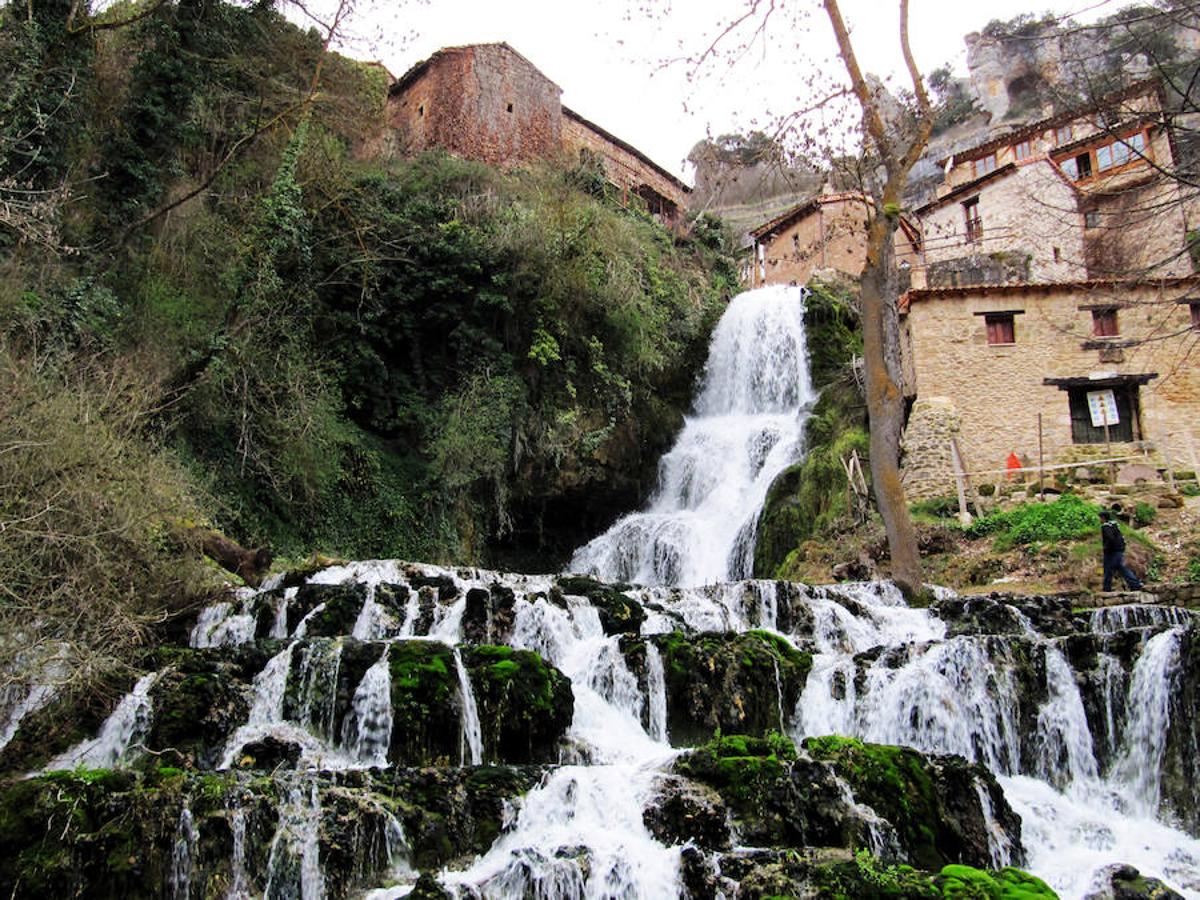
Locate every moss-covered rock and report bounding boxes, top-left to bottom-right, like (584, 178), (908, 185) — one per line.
(1083, 863), (1184, 899)
(556, 576), (645, 636)
(0, 767), (543, 899)
(804, 736), (1024, 871)
(635, 630), (811, 746)
(463, 644), (573, 763)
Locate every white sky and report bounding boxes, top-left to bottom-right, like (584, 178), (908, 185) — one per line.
(340, 0), (1124, 181)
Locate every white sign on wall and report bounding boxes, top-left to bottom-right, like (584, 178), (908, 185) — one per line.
(1087, 389), (1119, 427)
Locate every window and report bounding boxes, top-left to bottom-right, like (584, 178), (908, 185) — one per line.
(1085, 210), (1101, 229)
(985, 312), (1015, 345)
(1191, 301), (1200, 330)
(1092, 308), (1119, 337)
(1073, 152), (1093, 180)
(506, 102), (514, 113)
(1097, 132), (1146, 171)
(963, 197), (983, 243)
(974, 154), (998, 178)
(1014, 140), (1033, 160)
(1056, 125), (1073, 145)
(418, 105), (424, 117)
(1067, 386), (1137, 443)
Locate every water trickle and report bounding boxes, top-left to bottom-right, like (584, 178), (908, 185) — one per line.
(342, 646), (393, 767)
(46, 672), (157, 770)
(645, 643), (669, 744)
(570, 285), (814, 587)
(453, 647), (484, 766)
(220, 645), (295, 769)
(0, 681), (56, 754)
(228, 800), (251, 900)
(293, 603), (327, 639)
(263, 778), (325, 900)
(294, 640), (343, 743)
(1091, 604), (1194, 634)
(973, 777), (1015, 869)
(191, 592), (257, 648)
(271, 587), (296, 639)
(168, 802), (199, 900)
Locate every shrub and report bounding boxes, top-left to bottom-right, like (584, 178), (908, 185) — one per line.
(1133, 501), (1157, 528)
(910, 496), (960, 519)
(965, 495), (1100, 549)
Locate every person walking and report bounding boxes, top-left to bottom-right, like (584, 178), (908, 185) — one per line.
(1100, 509), (1142, 592)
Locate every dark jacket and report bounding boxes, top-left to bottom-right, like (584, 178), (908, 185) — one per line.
(1101, 520), (1125, 553)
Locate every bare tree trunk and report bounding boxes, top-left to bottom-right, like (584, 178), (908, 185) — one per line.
(861, 210), (922, 592)
(823, 0), (930, 595)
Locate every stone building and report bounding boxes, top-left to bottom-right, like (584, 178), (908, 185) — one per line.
(387, 43), (689, 224)
(899, 278), (1200, 498)
(745, 192), (921, 287)
(915, 80), (1196, 289)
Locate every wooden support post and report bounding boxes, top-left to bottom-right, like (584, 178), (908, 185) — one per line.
(1037, 413), (1045, 500)
(950, 438), (972, 525)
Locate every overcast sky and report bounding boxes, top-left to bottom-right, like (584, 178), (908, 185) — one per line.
(340, 0), (1123, 181)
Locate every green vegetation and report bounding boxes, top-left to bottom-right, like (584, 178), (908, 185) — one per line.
(0, 0), (736, 689)
(754, 279), (868, 577)
(965, 495), (1101, 550)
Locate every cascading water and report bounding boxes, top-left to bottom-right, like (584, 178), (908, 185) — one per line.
(19, 277), (1200, 900)
(570, 284), (814, 587)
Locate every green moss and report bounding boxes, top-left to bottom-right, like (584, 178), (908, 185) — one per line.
(939, 864), (1057, 899)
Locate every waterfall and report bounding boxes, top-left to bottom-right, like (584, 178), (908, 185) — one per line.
(294, 640), (343, 743)
(1032, 645), (1098, 787)
(168, 802), (199, 900)
(220, 645), (296, 769)
(437, 766), (681, 899)
(453, 648), (484, 766)
(645, 643), (668, 743)
(570, 284), (814, 587)
(228, 800), (251, 900)
(342, 646), (394, 767)
(45, 672), (157, 770)
(271, 588), (296, 639)
(1110, 626), (1184, 816)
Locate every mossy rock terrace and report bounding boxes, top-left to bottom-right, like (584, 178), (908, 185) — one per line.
(0, 767), (543, 898)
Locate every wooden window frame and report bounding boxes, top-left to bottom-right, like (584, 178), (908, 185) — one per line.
(1058, 128), (1150, 183)
(1014, 139), (1033, 160)
(1084, 210), (1101, 229)
(1092, 307), (1119, 337)
(973, 154), (998, 178)
(963, 197), (983, 244)
(1056, 124), (1073, 145)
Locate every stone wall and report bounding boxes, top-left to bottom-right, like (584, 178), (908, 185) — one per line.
(901, 398), (964, 500)
(920, 162), (1086, 284)
(750, 198), (919, 288)
(388, 45), (563, 165)
(561, 112), (688, 220)
(901, 280), (1200, 495)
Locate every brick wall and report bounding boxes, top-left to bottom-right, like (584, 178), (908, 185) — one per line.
(901, 280), (1200, 498)
(388, 45), (562, 165)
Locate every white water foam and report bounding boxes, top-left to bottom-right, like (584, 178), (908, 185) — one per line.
(45, 672), (157, 770)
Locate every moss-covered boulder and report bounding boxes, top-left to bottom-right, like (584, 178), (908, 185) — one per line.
(804, 736), (1024, 871)
(1083, 863), (1184, 899)
(556, 576), (646, 636)
(632, 630), (811, 746)
(463, 645), (573, 763)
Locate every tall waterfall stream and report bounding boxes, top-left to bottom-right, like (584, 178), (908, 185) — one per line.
(9, 285), (1200, 899)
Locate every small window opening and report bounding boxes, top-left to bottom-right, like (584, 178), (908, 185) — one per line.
(985, 312), (1015, 345)
(506, 102), (513, 113)
(1074, 152), (1093, 180)
(963, 197), (983, 244)
(1056, 125), (1073, 145)
(1053, 246), (1062, 262)
(1092, 308), (1119, 337)
(1085, 210), (1101, 229)
(1014, 140), (1033, 160)
(418, 105), (424, 117)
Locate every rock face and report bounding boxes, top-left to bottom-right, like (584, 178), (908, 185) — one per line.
(2, 564), (1199, 897)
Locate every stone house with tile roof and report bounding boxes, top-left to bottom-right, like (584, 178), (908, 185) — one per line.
(386, 43), (689, 225)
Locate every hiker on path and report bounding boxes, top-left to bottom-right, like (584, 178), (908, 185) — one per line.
(1100, 509), (1142, 592)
